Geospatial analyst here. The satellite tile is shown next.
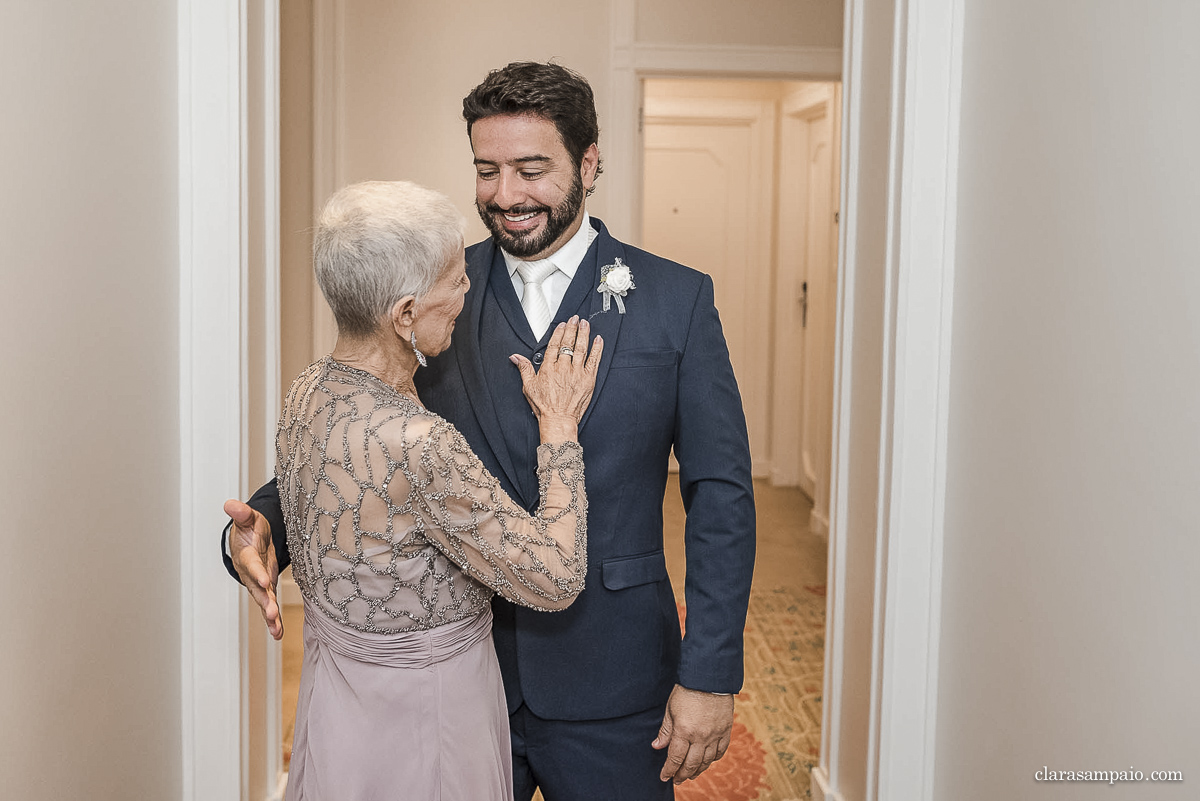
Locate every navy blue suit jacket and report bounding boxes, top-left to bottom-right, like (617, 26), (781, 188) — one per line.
(225, 218), (756, 722)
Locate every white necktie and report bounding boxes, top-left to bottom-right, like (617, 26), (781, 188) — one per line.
(514, 258), (559, 340)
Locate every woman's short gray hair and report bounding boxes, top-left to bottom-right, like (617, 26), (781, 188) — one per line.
(314, 181), (465, 337)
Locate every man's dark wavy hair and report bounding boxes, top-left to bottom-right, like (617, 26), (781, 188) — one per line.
(463, 61), (604, 193)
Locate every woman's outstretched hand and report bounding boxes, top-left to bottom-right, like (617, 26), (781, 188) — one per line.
(224, 498), (284, 640)
(510, 316), (603, 440)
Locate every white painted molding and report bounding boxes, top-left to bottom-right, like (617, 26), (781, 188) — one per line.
(178, 1), (247, 798)
(257, 1), (284, 796)
(811, 765), (844, 801)
(809, 508), (830, 540)
(870, 0), (964, 798)
(259, 0), (282, 547)
(633, 43), (842, 80)
(819, 0), (863, 787)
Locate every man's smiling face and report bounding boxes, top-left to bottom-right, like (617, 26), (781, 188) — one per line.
(471, 113), (598, 260)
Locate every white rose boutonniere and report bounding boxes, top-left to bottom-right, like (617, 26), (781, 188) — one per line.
(598, 257), (635, 313)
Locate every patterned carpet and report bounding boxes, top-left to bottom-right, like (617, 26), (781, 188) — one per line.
(675, 584), (826, 801)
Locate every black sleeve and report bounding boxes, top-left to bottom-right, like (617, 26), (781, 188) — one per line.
(220, 477), (290, 584)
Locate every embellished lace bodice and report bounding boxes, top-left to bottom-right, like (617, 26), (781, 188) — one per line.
(276, 357), (588, 633)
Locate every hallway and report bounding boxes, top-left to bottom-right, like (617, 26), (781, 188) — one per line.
(280, 475), (826, 800)
(665, 475), (827, 801)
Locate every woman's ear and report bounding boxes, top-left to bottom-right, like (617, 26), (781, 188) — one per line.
(389, 295), (418, 338)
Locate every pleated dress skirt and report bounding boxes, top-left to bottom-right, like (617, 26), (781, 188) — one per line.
(286, 605), (512, 801)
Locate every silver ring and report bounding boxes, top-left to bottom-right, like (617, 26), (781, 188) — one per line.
(559, 347), (575, 356)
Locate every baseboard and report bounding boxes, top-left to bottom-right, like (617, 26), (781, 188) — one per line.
(266, 771), (287, 801)
(811, 766), (842, 801)
(809, 507), (830, 540)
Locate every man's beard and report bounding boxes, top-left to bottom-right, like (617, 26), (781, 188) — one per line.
(476, 172), (585, 259)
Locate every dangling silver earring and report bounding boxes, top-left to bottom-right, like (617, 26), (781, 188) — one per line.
(410, 331), (427, 368)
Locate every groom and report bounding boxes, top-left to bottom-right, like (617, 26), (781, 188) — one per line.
(225, 62), (756, 800)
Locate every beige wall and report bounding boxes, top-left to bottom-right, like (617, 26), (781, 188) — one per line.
(337, 1), (613, 248)
(281, 0), (316, 391)
(0, 2), (182, 799)
(313, 0), (841, 261)
(637, 0), (843, 49)
(935, 1), (1200, 798)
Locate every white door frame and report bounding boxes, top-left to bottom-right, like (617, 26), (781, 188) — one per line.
(179, 1), (283, 799)
(816, 0), (964, 799)
(180, 0), (964, 796)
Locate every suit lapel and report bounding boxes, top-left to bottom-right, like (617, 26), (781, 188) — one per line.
(455, 239), (524, 495)
(578, 221), (626, 432)
(453, 220), (627, 485)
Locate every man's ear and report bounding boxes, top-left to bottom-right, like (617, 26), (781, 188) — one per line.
(580, 143), (600, 191)
(389, 295), (418, 338)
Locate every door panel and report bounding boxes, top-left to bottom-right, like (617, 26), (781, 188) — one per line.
(643, 95), (776, 474)
(772, 83), (840, 532)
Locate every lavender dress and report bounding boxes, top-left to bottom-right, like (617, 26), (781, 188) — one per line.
(276, 358), (588, 800)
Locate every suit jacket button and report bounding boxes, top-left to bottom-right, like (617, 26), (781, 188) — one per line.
(533, 351), (544, 365)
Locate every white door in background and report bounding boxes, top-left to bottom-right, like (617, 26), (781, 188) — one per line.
(772, 83), (840, 534)
(642, 94), (777, 476)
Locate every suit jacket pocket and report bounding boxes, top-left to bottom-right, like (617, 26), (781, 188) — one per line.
(609, 348), (679, 369)
(602, 550), (668, 590)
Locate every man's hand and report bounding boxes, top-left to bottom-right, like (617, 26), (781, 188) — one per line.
(224, 499), (283, 640)
(651, 684), (734, 784)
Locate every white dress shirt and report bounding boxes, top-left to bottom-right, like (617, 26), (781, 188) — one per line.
(502, 212), (598, 330)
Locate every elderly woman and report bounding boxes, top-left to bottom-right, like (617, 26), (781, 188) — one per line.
(267, 181), (601, 800)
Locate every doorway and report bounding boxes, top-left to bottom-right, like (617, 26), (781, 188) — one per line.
(642, 76), (841, 800)
(194, 3), (961, 800)
(642, 78), (841, 523)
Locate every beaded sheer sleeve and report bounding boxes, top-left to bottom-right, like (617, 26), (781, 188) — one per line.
(276, 356), (589, 634)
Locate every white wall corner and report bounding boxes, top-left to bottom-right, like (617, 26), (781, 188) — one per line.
(817, 0), (864, 791)
(178, 1), (248, 799)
